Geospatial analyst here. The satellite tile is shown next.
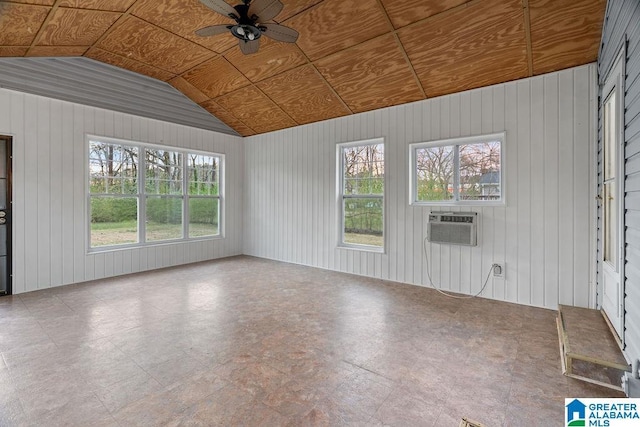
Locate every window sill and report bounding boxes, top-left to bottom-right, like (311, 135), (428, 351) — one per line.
(410, 200), (505, 207)
(87, 235), (224, 254)
(337, 244), (385, 254)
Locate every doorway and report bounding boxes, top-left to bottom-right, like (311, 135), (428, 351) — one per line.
(0, 135), (11, 296)
(600, 50), (625, 340)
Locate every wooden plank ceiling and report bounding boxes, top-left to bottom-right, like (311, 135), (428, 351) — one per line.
(0, 0), (606, 136)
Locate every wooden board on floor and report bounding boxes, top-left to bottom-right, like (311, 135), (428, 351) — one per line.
(559, 304), (627, 368)
(460, 418), (486, 427)
(557, 304), (630, 390)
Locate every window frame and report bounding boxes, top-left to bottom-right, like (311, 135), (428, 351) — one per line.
(87, 135), (224, 253)
(336, 138), (386, 253)
(409, 132), (505, 206)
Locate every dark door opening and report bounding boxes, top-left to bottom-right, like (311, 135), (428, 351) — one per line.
(0, 136), (11, 296)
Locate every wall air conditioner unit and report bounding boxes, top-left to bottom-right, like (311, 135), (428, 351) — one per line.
(427, 212), (478, 246)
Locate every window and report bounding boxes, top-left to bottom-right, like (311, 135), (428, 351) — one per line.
(187, 154), (221, 238)
(410, 133), (504, 205)
(88, 137), (223, 250)
(89, 141), (139, 247)
(145, 149), (183, 242)
(603, 90), (617, 266)
(338, 139), (384, 250)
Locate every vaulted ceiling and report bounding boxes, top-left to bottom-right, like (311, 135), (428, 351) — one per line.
(0, 0), (606, 136)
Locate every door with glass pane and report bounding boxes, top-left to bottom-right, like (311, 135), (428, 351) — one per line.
(601, 53), (624, 339)
(0, 136), (11, 296)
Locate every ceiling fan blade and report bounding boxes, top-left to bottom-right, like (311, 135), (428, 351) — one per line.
(260, 23), (299, 43)
(239, 39), (260, 55)
(195, 25), (230, 37)
(199, 0), (238, 19)
(248, 0), (284, 22)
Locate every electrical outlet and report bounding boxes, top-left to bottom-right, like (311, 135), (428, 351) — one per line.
(493, 263), (505, 278)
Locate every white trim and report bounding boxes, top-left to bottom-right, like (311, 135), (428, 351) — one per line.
(409, 132), (506, 206)
(590, 62), (599, 309)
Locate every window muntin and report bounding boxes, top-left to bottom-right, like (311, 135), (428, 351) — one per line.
(89, 142), (138, 195)
(145, 149), (183, 195)
(339, 140), (384, 250)
(411, 133), (504, 205)
(88, 137), (223, 250)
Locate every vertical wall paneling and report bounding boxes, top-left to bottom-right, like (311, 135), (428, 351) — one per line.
(516, 81), (532, 305)
(24, 96), (39, 292)
(529, 76), (545, 307)
(304, 127), (313, 267)
(0, 88), (244, 294)
(558, 70), (575, 306)
(38, 98), (52, 289)
(395, 107), (405, 283)
(598, 0), (640, 371)
(543, 74), (560, 308)
(244, 64), (597, 310)
(505, 81), (519, 303)
(72, 104), (85, 284)
(50, 101), (63, 286)
(576, 65), (594, 309)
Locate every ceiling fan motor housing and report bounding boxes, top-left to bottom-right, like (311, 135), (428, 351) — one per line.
(230, 4), (262, 41)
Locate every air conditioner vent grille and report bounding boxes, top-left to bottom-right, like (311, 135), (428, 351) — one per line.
(427, 212), (477, 246)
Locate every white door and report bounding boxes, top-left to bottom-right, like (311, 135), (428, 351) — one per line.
(0, 136), (9, 296)
(601, 51), (625, 339)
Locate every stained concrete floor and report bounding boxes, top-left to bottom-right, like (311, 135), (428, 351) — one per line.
(0, 256), (624, 426)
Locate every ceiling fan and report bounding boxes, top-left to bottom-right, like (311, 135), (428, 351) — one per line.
(196, 0), (299, 55)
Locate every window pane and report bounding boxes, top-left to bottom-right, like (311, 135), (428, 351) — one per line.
(459, 141), (501, 201)
(90, 196), (138, 247)
(604, 182), (617, 267)
(145, 149), (183, 195)
(343, 197), (383, 247)
(89, 142), (138, 194)
(343, 144), (384, 195)
(415, 146), (454, 201)
(187, 154), (219, 196)
(189, 198), (219, 237)
(604, 92), (616, 180)
(146, 196), (183, 241)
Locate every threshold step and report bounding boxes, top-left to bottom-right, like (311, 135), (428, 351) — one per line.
(557, 304), (630, 391)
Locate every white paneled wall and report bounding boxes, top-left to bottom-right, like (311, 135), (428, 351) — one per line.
(244, 64), (597, 310)
(0, 88), (244, 294)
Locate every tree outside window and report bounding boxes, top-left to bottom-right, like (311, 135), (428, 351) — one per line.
(411, 134), (503, 205)
(339, 140), (384, 249)
(88, 137), (223, 249)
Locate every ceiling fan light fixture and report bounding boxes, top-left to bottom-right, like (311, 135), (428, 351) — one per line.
(230, 24), (261, 41)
